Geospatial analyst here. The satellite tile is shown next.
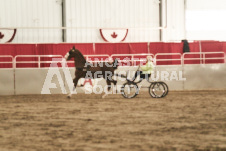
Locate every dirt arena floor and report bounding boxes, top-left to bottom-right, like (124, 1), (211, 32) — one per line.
(0, 90), (226, 151)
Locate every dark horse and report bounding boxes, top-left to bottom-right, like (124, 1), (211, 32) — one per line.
(65, 46), (119, 98)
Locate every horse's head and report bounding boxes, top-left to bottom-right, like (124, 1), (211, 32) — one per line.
(64, 46), (77, 61)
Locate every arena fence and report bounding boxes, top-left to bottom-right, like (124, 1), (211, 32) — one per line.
(0, 55), (14, 68)
(14, 55), (63, 68)
(0, 52), (226, 95)
(0, 52), (225, 68)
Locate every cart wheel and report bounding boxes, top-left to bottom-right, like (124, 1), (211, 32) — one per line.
(148, 82), (156, 98)
(160, 82), (169, 97)
(149, 82), (166, 98)
(121, 82), (139, 99)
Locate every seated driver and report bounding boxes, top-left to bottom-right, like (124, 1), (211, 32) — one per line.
(131, 56), (154, 82)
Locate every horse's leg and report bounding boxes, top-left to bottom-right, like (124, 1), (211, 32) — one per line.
(109, 79), (117, 94)
(67, 77), (80, 98)
(112, 80), (117, 94)
(102, 79), (111, 98)
(109, 71), (117, 93)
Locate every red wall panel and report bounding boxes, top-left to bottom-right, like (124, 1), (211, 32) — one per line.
(0, 42), (225, 68)
(149, 42), (183, 65)
(95, 43), (149, 55)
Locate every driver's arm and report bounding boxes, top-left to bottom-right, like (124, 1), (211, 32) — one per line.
(141, 62), (153, 71)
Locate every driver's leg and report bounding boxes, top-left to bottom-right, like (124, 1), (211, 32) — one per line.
(132, 71), (142, 81)
(144, 74), (151, 82)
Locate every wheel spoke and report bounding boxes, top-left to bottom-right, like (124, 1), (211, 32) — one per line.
(149, 82), (169, 98)
(121, 82), (139, 99)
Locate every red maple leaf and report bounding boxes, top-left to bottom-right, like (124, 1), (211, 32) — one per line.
(0, 32), (4, 39)
(111, 32), (117, 38)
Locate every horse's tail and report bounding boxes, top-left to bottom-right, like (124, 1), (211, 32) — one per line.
(113, 58), (119, 69)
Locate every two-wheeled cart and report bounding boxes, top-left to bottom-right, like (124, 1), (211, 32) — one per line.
(120, 78), (168, 99)
(115, 68), (169, 99)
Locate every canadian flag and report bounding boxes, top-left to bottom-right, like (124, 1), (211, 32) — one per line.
(0, 29), (17, 43)
(100, 28), (128, 43)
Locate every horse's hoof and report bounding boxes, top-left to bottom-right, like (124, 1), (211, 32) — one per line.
(102, 93), (108, 99)
(67, 94), (71, 99)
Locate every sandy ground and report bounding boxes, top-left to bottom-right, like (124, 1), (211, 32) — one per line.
(0, 90), (226, 151)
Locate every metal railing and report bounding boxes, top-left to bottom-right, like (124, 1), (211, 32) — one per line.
(111, 53), (154, 66)
(203, 52), (225, 64)
(183, 52), (225, 65)
(0, 52), (225, 69)
(85, 54), (111, 62)
(0, 55), (14, 68)
(155, 53), (182, 65)
(66, 54), (111, 65)
(14, 55), (64, 68)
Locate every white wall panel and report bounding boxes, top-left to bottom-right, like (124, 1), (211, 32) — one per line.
(0, 0), (189, 43)
(186, 0), (226, 10)
(0, 0), (63, 43)
(64, 0), (160, 42)
(185, 0), (226, 41)
(162, 0), (185, 42)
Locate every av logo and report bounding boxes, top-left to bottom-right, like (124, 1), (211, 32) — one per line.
(78, 78), (97, 87)
(41, 58), (73, 94)
(41, 58), (100, 94)
(83, 79), (93, 86)
(100, 28), (128, 43)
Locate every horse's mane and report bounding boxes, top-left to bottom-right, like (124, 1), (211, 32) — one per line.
(74, 49), (86, 61)
(73, 49), (87, 67)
